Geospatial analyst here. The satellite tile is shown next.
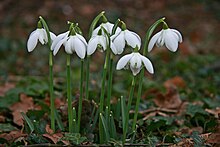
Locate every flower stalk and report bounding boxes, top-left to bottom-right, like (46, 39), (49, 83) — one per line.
(66, 54), (73, 133)
(106, 53), (113, 112)
(132, 18), (165, 131)
(123, 76), (136, 144)
(77, 59), (84, 132)
(39, 16), (55, 131)
(99, 45), (110, 143)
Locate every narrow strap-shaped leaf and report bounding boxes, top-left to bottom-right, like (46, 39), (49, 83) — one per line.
(100, 113), (110, 141)
(88, 11), (105, 38)
(120, 96), (126, 132)
(55, 109), (64, 131)
(109, 113), (117, 139)
(91, 108), (99, 132)
(21, 112), (34, 133)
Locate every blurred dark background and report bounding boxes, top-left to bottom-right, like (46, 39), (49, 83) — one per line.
(0, 0), (220, 77)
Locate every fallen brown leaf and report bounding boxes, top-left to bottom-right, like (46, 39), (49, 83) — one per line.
(154, 86), (182, 109)
(0, 115), (5, 123)
(0, 82), (15, 96)
(207, 133), (220, 144)
(205, 107), (220, 118)
(43, 132), (69, 145)
(9, 94), (35, 126)
(164, 76), (186, 89)
(0, 130), (27, 142)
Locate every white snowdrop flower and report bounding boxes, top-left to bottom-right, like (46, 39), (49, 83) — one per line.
(27, 28), (56, 52)
(92, 22), (121, 36)
(87, 35), (108, 55)
(116, 52), (154, 76)
(52, 32), (87, 59)
(111, 29), (141, 55)
(148, 28), (182, 52)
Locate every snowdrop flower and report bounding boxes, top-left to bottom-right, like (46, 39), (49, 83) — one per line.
(92, 22), (121, 36)
(111, 29), (141, 55)
(87, 34), (114, 55)
(27, 28), (56, 52)
(52, 31), (87, 59)
(148, 28), (182, 52)
(116, 52), (154, 76)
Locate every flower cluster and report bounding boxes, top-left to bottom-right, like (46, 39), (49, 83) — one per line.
(27, 20), (182, 76)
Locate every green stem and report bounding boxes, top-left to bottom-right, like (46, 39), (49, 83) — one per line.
(85, 56), (90, 100)
(39, 16), (55, 132)
(106, 54), (113, 112)
(132, 27), (149, 132)
(49, 51), (55, 131)
(123, 76), (136, 144)
(132, 70), (144, 131)
(66, 54), (73, 133)
(77, 59), (84, 132)
(99, 48), (110, 143)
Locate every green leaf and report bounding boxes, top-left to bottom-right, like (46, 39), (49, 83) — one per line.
(88, 11), (105, 38)
(100, 113), (110, 141)
(186, 104), (208, 117)
(109, 113), (117, 139)
(63, 133), (87, 145)
(0, 123), (17, 132)
(55, 109), (64, 131)
(21, 112), (34, 133)
(121, 96), (126, 132)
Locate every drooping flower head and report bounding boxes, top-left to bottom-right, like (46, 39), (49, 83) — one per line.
(52, 23), (87, 59)
(148, 22), (182, 52)
(116, 48), (154, 76)
(92, 22), (121, 36)
(111, 21), (141, 55)
(87, 26), (119, 55)
(27, 21), (56, 52)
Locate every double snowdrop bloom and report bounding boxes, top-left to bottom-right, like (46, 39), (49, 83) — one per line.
(111, 29), (141, 55)
(92, 22), (121, 36)
(116, 52), (154, 76)
(148, 28), (182, 52)
(52, 31), (87, 59)
(27, 28), (56, 52)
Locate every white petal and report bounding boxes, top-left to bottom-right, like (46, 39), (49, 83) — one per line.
(130, 66), (141, 76)
(38, 29), (46, 44)
(112, 32), (126, 54)
(51, 31), (69, 51)
(103, 22), (114, 34)
(116, 53), (133, 70)
(73, 37), (86, 59)
(53, 37), (67, 55)
(27, 30), (39, 52)
(98, 36), (107, 51)
(87, 37), (98, 55)
(125, 30), (141, 49)
(92, 26), (101, 36)
(171, 29), (183, 43)
(76, 34), (87, 46)
(50, 32), (56, 41)
(129, 53), (142, 69)
(148, 31), (161, 52)
(110, 41), (118, 55)
(64, 37), (73, 54)
(140, 55), (154, 74)
(164, 31), (178, 52)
